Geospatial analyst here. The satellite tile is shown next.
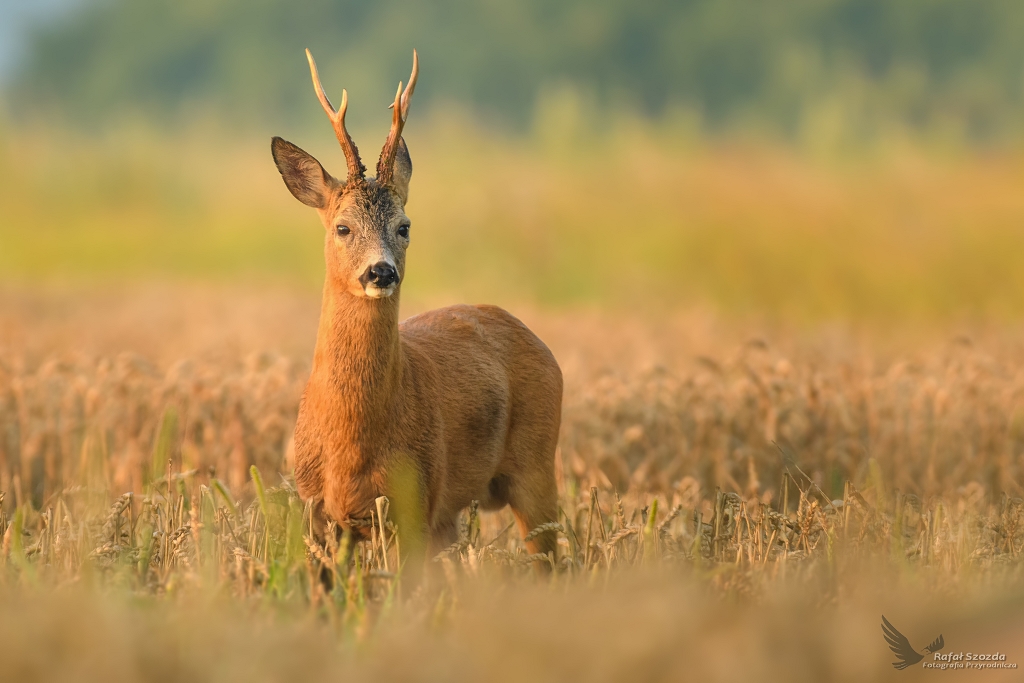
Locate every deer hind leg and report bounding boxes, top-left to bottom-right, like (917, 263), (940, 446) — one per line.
(505, 422), (560, 568)
(508, 472), (559, 566)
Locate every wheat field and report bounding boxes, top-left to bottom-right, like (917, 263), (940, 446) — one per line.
(5, 120), (1024, 680)
(1, 284), (1023, 682)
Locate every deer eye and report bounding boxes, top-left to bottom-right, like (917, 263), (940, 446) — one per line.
(336, 225), (351, 237)
(397, 223), (410, 239)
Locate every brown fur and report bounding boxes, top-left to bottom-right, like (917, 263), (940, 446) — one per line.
(292, 286), (562, 560)
(271, 69), (562, 565)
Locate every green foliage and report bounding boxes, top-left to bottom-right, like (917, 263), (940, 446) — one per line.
(150, 407), (179, 487)
(10, 0), (1024, 141)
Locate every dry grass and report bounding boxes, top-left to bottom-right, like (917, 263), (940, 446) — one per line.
(1, 286), (1024, 681)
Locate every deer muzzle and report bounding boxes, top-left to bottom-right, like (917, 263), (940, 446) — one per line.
(359, 261), (399, 298)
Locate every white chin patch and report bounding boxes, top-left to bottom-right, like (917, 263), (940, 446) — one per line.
(364, 283), (397, 299)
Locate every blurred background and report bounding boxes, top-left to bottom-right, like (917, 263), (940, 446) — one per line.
(4, 9), (1024, 677)
(2, 0), (1024, 318)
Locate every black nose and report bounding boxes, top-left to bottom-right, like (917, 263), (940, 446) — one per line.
(364, 262), (398, 288)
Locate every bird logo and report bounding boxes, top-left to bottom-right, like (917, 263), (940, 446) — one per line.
(881, 615), (945, 669)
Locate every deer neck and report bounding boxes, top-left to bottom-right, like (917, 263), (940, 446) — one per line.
(301, 279), (403, 525)
(310, 279), (403, 441)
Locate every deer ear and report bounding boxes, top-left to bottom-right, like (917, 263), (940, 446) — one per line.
(389, 138), (413, 205)
(271, 137), (337, 209)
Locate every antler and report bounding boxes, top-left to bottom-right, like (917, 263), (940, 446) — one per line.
(306, 48), (366, 183)
(376, 49), (419, 185)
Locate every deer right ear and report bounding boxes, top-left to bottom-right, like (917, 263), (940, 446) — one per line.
(271, 137), (337, 209)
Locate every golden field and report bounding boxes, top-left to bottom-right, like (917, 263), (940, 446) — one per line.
(3, 286), (1024, 681)
(3, 124), (1024, 681)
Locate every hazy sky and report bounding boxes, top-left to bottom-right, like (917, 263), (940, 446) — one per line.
(0, 0), (83, 84)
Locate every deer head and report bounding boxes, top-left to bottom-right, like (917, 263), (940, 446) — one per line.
(272, 50), (419, 299)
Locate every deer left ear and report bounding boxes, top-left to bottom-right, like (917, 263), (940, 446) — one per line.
(390, 138), (413, 205)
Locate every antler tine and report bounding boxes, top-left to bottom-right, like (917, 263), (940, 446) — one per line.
(305, 48), (365, 182)
(400, 49), (419, 120)
(377, 49), (419, 184)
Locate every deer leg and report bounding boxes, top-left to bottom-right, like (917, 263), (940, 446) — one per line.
(429, 516), (460, 559)
(503, 389), (561, 570)
(508, 473), (559, 569)
(306, 499), (339, 591)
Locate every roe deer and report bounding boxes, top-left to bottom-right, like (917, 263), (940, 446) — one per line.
(271, 50), (563, 567)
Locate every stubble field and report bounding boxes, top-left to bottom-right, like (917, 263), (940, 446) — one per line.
(3, 126), (1024, 681)
(2, 285), (1024, 682)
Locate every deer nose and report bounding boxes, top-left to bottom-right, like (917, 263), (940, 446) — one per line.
(364, 262), (398, 288)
